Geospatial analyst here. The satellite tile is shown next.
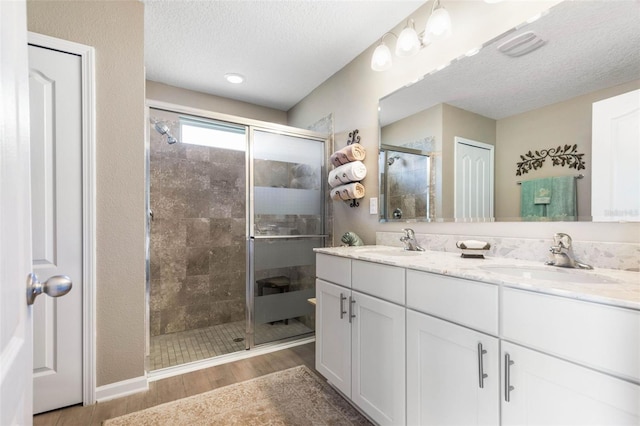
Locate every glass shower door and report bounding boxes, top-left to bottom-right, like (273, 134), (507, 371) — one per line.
(249, 129), (326, 346)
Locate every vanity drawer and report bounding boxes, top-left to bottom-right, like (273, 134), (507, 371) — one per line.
(502, 288), (640, 382)
(352, 260), (405, 304)
(406, 270), (498, 335)
(316, 254), (351, 287)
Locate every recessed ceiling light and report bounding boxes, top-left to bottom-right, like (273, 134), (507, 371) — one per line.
(224, 73), (244, 84)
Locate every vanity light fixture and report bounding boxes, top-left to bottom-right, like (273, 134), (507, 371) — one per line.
(371, 33), (395, 71)
(224, 73), (245, 84)
(370, 0), (452, 72)
(396, 19), (421, 57)
(423, 0), (452, 43)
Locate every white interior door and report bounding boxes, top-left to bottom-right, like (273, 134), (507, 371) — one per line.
(454, 137), (494, 221)
(592, 89), (640, 222)
(29, 44), (84, 414)
(0, 1), (34, 424)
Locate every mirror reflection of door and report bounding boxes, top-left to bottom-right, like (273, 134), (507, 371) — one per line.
(592, 89), (640, 222)
(454, 137), (494, 221)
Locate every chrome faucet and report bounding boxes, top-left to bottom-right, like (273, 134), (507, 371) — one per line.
(400, 228), (425, 251)
(545, 233), (592, 269)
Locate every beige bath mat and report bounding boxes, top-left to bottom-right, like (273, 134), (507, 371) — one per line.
(103, 365), (372, 425)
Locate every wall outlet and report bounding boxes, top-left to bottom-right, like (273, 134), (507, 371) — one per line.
(369, 197), (378, 215)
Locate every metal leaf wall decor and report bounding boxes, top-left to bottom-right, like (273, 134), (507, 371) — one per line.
(516, 144), (586, 176)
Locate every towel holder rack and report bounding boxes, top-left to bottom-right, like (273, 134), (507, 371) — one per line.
(347, 129), (360, 145)
(517, 174), (584, 185)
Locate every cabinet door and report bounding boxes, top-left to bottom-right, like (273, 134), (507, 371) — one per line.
(502, 341), (640, 425)
(407, 310), (499, 425)
(315, 279), (351, 396)
(351, 291), (405, 426)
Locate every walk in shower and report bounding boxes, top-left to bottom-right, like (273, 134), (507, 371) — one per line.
(147, 106), (327, 371)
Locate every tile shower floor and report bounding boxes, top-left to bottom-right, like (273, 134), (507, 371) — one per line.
(149, 319), (313, 370)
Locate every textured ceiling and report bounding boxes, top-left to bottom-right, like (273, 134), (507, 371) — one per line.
(144, 0), (425, 111)
(380, 0), (640, 125)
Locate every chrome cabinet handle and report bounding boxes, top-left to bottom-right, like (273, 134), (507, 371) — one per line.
(26, 272), (72, 305)
(348, 296), (356, 323)
(478, 342), (488, 388)
(339, 293), (347, 319)
(504, 353), (515, 402)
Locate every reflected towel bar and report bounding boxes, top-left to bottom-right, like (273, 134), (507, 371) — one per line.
(517, 174), (583, 185)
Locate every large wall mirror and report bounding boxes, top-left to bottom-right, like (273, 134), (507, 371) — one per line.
(378, 1), (640, 223)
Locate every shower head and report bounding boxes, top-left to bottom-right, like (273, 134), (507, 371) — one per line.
(153, 121), (178, 144)
(387, 155), (400, 166)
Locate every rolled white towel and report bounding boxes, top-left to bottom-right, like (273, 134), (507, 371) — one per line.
(329, 144), (366, 167)
(331, 182), (365, 200)
(330, 187), (349, 201)
(328, 161), (367, 188)
(340, 144), (366, 162)
(330, 151), (349, 167)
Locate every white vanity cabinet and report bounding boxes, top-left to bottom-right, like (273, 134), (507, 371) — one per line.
(406, 270), (500, 425)
(315, 249), (639, 425)
(501, 288), (640, 425)
(315, 279), (351, 396)
(315, 254), (406, 426)
(501, 341), (640, 425)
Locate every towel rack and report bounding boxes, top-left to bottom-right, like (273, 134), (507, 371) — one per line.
(517, 174), (584, 185)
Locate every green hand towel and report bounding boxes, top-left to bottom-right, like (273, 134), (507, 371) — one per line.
(520, 178), (552, 219)
(548, 176), (577, 220)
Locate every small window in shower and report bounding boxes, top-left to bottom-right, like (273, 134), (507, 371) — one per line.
(180, 116), (246, 151)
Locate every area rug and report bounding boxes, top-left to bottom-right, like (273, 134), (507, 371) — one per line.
(103, 366), (372, 425)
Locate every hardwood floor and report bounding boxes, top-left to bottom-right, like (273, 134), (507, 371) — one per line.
(34, 342), (316, 426)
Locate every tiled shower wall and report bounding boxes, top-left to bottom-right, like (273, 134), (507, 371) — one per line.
(149, 112), (246, 337)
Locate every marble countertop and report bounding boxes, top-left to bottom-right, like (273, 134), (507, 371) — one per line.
(314, 245), (640, 310)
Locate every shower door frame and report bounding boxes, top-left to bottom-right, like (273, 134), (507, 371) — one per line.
(246, 125), (329, 349)
(145, 100), (329, 372)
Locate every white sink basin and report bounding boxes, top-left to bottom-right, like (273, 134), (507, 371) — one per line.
(479, 265), (618, 284)
(354, 247), (424, 257)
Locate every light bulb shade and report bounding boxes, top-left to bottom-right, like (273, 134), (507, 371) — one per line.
(424, 6), (452, 42)
(395, 26), (420, 57)
(371, 42), (392, 71)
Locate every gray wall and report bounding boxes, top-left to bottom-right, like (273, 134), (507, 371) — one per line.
(147, 81), (288, 125)
(27, 0), (146, 386)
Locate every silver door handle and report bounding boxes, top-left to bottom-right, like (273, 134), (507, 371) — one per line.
(348, 296), (356, 323)
(26, 272), (72, 305)
(478, 342), (488, 388)
(504, 353), (515, 402)
(340, 293), (347, 319)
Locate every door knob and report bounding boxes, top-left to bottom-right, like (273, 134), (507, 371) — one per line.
(26, 272), (72, 305)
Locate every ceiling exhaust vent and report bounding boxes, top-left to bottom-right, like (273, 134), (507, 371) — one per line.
(497, 31), (546, 57)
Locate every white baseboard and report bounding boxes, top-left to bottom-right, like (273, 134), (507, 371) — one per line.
(95, 375), (148, 403)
